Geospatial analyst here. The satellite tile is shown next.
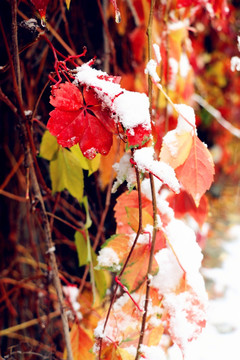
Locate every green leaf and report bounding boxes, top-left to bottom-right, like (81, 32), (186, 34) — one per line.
(74, 231), (91, 266)
(82, 196), (92, 229)
(70, 145), (100, 176)
(39, 131), (59, 161)
(50, 147), (84, 201)
(92, 250), (110, 300)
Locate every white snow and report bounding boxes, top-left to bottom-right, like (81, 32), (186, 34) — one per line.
(164, 219), (203, 274)
(174, 104), (196, 133)
(112, 152), (136, 192)
(63, 285), (82, 319)
(150, 248), (184, 293)
(97, 247), (121, 271)
(133, 147), (180, 193)
(179, 53), (191, 78)
(75, 64), (151, 132)
(139, 344), (167, 360)
(153, 43), (162, 64)
(230, 56), (240, 71)
(164, 224), (240, 360)
(145, 59), (160, 82)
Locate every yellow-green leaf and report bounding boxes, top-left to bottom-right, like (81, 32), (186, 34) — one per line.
(71, 144), (100, 176)
(39, 131), (59, 161)
(75, 231), (91, 266)
(50, 147), (84, 201)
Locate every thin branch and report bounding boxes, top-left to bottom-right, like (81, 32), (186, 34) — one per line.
(11, 0), (22, 101)
(193, 93), (240, 138)
(135, 173), (158, 360)
(0, 310), (60, 337)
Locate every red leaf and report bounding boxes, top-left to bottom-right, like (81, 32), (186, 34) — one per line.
(30, 0), (49, 18)
(47, 83), (117, 159)
(126, 124), (151, 148)
(175, 135), (214, 206)
(167, 190), (209, 227)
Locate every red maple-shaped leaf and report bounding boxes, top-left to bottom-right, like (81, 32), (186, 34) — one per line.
(175, 135), (214, 206)
(30, 0), (50, 18)
(47, 82), (117, 159)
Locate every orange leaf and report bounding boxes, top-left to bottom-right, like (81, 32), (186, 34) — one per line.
(114, 190), (153, 234)
(175, 135), (214, 206)
(99, 136), (125, 189)
(65, 323), (94, 360)
(160, 131), (193, 169)
(121, 244), (158, 292)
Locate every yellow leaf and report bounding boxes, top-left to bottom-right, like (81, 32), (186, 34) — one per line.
(65, 0), (71, 10)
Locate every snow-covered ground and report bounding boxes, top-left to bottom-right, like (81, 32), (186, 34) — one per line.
(167, 224), (240, 360)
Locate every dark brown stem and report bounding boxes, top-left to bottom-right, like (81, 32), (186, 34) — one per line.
(11, 0), (22, 102)
(96, 0), (117, 74)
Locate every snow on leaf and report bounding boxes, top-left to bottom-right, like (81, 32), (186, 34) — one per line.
(160, 131), (193, 169)
(175, 134), (215, 206)
(50, 147), (84, 201)
(75, 64), (151, 148)
(163, 287), (207, 356)
(133, 147), (180, 193)
(47, 82), (116, 159)
(97, 234), (130, 271)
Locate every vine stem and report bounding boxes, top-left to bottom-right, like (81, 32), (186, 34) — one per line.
(5, 3), (74, 359)
(135, 0), (156, 358)
(135, 173), (158, 360)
